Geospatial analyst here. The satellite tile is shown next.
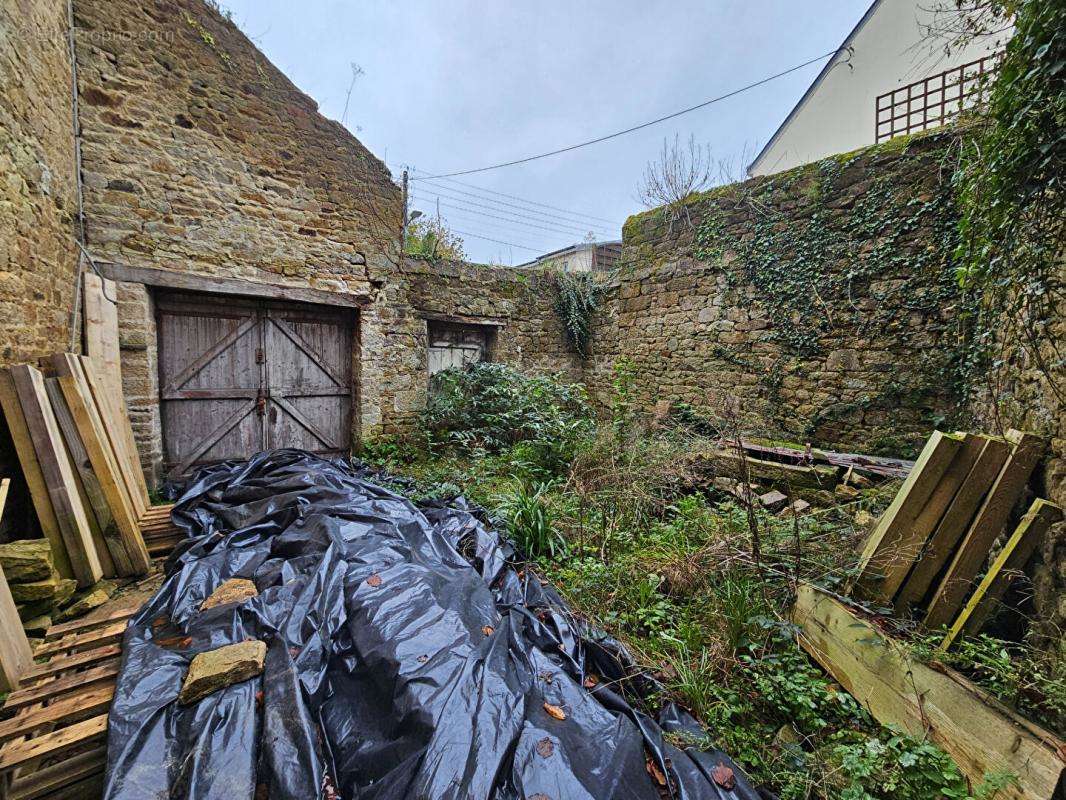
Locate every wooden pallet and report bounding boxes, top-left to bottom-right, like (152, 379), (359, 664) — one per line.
(138, 503), (183, 557)
(0, 608), (137, 799)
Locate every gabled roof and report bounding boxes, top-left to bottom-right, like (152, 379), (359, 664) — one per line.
(747, 0), (881, 176)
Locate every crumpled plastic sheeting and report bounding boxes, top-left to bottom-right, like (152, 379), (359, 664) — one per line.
(105, 449), (766, 800)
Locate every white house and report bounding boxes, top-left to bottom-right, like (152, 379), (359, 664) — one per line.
(748, 0), (1007, 177)
(522, 240), (622, 273)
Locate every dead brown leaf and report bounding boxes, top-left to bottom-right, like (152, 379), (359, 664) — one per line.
(583, 674), (599, 689)
(711, 762), (735, 790)
(543, 702), (566, 721)
(365, 573), (382, 587)
(535, 736), (554, 758)
(482, 625), (494, 636)
(646, 757), (667, 786)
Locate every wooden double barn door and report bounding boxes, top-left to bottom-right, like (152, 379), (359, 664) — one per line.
(157, 292), (354, 479)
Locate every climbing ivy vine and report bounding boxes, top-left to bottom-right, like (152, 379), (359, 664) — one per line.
(690, 140), (976, 435)
(552, 271), (606, 359)
(954, 0), (1065, 409)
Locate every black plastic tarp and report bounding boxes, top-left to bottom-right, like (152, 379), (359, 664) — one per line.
(105, 449), (764, 800)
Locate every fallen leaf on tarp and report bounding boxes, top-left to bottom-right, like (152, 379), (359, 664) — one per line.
(712, 762), (736, 790)
(528, 794), (551, 800)
(539, 670), (555, 684)
(482, 625), (494, 635)
(646, 757), (667, 786)
(155, 634), (192, 649)
(536, 737), (554, 758)
(255, 690), (264, 707)
(365, 574), (382, 587)
(417, 654), (428, 664)
(583, 674), (599, 689)
(543, 702), (566, 720)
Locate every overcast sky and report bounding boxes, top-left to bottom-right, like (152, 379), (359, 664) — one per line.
(220, 0), (871, 264)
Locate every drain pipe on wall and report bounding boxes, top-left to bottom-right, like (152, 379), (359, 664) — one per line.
(65, 0), (91, 352)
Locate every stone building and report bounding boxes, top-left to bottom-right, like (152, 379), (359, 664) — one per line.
(1, 0), (578, 489)
(1, 0), (1060, 636)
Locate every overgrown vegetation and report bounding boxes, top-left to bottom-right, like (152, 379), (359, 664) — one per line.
(552, 270), (607, 358)
(952, 0), (1065, 414)
(362, 364), (1061, 799)
(405, 216), (467, 261)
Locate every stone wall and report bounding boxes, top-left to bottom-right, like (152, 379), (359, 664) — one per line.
(970, 299), (1066, 647)
(590, 131), (968, 458)
(70, 0), (402, 471)
(366, 258), (581, 436)
(0, 0), (81, 538)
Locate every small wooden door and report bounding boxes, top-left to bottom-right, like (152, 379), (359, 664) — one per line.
(157, 292), (353, 479)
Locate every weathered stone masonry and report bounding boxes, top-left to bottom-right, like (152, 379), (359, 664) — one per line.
(2, 0), (1061, 640)
(0, 0), (83, 537)
(70, 0), (401, 483)
(588, 132), (969, 459)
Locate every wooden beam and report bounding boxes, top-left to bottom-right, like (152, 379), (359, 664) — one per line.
(44, 606), (136, 641)
(0, 713), (108, 772)
(77, 356), (147, 518)
(793, 584), (1065, 800)
(21, 644), (121, 682)
(0, 372), (74, 579)
(96, 261), (370, 308)
(0, 563), (33, 694)
(32, 620), (128, 659)
(894, 436), (1011, 615)
(44, 379), (118, 578)
(0, 683), (114, 743)
(942, 499), (1064, 647)
(83, 275), (150, 509)
(851, 431), (964, 601)
(3, 662), (119, 713)
(925, 431), (1046, 629)
(7, 366), (102, 587)
(51, 355), (148, 576)
(4, 744), (105, 800)
(874, 433), (986, 602)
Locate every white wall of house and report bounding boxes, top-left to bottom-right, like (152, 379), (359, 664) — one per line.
(749, 0), (1005, 177)
(537, 244), (595, 273)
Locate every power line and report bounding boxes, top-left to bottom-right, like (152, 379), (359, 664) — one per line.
(412, 48), (840, 180)
(415, 179), (618, 234)
(410, 192), (604, 238)
(448, 228), (543, 252)
(407, 202), (571, 248)
(409, 169), (622, 226)
(410, 194), (598, 238)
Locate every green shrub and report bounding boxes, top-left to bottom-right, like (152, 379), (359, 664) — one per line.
(421, 363), (592, 474)
(496, 481), (566, 560)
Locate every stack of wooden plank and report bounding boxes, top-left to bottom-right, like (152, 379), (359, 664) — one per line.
(0, 275), (155, 592)
(139, 503), (182, 557)
(849, 429), (1062, 645)
(0, 355), (151, 588)
(0, 604), (140, 798)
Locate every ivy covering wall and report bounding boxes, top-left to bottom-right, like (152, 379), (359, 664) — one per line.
(595, 131), (972, 457)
